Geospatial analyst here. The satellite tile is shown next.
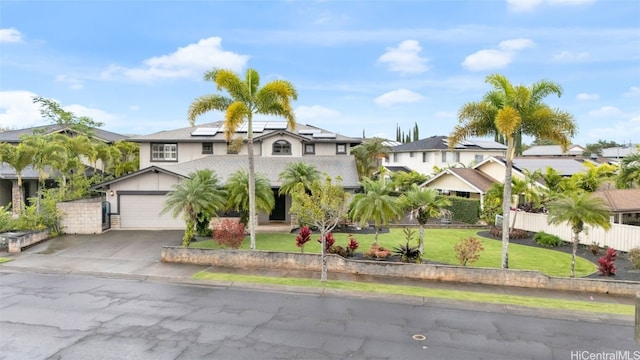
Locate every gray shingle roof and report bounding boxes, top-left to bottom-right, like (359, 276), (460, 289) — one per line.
(392, 136), (507, 152)
(448, 168), (497, 192)
(0, 124), (127, 143)
(0, 163), (40, 180)
(128, 121), (362, 144)
(511, 158), (594, 176)
(522, 145), (585, 156)
(159, 155), (360, 188)
(601, 146), (638, 158)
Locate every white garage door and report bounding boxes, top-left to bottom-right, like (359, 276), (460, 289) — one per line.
(119, 195), (185, 229)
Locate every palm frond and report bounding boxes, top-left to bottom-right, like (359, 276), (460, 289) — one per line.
(188, 95), (233, 125)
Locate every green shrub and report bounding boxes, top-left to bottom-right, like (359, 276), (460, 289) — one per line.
(534, 231), (564, 248)
(0, 204), (16, 232)
(444, 197), (480, 224)
(628, 247), (640, 270)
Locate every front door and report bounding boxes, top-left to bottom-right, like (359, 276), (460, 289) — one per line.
(270, 190), (286, 221)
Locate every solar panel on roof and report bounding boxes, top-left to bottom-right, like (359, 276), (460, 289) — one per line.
(265, 121), (288, 130)
(312, 133), (336, 139)
(299, 129), (321, 135)
(191, 127), (219, 136)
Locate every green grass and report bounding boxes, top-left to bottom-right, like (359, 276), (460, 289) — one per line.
(0, 257), (13, 264)
(191, 228), (597, 277)
(192, 271), (633, 316)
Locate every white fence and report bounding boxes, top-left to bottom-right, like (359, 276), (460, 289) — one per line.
(511, 211), (640, 252)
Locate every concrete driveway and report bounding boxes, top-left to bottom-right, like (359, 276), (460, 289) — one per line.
(1, 230), (208, 278)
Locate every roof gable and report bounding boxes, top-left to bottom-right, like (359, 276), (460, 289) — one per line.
(392, 136), (507, 152)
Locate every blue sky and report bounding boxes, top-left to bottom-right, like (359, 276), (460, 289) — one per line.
(1, 0), (639, 146)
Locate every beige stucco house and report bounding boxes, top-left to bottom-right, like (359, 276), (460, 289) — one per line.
(94, 121), (362, 230)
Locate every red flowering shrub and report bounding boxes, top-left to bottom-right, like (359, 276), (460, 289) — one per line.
(346, 234), (359, 257)
(364, 243), (392, 259)
(317, 231), (335, 252)
(295, 226), (312, 253)
(597, 247), (617, 276)
(213, 219), (246, 249)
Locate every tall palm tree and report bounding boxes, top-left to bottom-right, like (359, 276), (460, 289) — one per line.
(161, 169), (226, 247)
(0, 142), (35, 214)
(21, 134), (67, 213)
(349, 177), (402, 244)
(351, 138), (391, 179)
(225, 169), (275, 230)
(449, 73), (577, 269)
(278, 161), (320, 196)
(617, 150), (640, 188)
(546, 192), (611, 277)
(188, 68), (298, 250)
(398, 184), (452, 254)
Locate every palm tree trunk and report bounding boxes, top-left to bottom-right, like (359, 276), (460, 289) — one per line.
(247, 118), (257, 250)
(571, 230), (579, 278)
(501, 138), (515, 269)
(418, 223), (425, 254)
(374, 227), (379, 244)
(320, 231), (327, 282)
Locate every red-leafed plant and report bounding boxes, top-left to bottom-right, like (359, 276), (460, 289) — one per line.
(597, 247), (617, 276)
(453, 237), (485, 266)
(364, 243), (391, 259)
(213, 219), (246, 249)
(317, 231), (335, 252)
(295, 226), (312, 253)
(346, 234), (359, 257)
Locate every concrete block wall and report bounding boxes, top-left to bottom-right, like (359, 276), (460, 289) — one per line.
(161, 247), (639, 296)
(57, 198), (103, 234)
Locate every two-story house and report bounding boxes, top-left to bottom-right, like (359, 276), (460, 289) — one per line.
(0, 124), (127, 213)
(382, 136), (507, 177)
(95, 121), (362, 229)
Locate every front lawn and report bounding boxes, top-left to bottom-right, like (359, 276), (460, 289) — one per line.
(190, 228), (597, 278)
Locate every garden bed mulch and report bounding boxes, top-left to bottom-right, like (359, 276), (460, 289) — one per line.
(476, 231), (640, 282)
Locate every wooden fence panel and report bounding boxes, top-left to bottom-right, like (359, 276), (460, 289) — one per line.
(512, 211), (640, 252)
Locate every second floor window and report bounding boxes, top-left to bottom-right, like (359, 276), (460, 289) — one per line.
(202, 142), (213, 154)
(273, 140), (292, 155)
(336, 143), (347, 154)
(475, 154), (483, 163)
(151, 143), (177, 162)
(441, 151), (460, 163)
(422, 152), (429, 162)
(304, 143), (315, 154)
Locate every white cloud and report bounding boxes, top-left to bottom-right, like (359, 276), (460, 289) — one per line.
(0, 91), (43, 129)
(462, 38), (535, 71)
(64, 104), (118, 126)
(623, 86), (640, 98)
(506, 0), (543, 12)
(588, 106), (623, 118)
(378, 40), (429, 74)
(553, 50), (590, 62)
(100, 37), (249, 82)
(588, 114), (640, 143)
(576, 93), (599, 101)
(374, 89), (423, 107)
(0, 28), (22, 43)
(55, 75), (84, 90)
(507, 0), (595, 12)
(295, 105), (340, 119)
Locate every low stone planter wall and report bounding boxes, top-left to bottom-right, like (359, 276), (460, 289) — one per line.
(161, 247), (638, 296)
(2, 230), (50, 253)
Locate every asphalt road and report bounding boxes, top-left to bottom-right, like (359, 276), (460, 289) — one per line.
(0, 271), (637, 360)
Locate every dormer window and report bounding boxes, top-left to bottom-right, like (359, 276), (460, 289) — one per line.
(151, 143), (177, 162)
(272, 140), (291, 155)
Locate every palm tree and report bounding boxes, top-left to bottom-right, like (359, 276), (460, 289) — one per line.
(188, 68), (297, 250)
(546, 192), (611, 277)
(225, 169), (275, 230)
(351, 138), (391, 179)
(398, 184), (452, 254)
(449, 73), (577, 269)
(278, 161), (320, 196)
(617, 150), (640, 188)
(0, 142), (35, 214)
(160, 169), (226, 247)
(349, 177), (402, 244)
(20, 134), (67, 213)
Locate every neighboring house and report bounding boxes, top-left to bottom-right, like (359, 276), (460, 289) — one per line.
(422, 156), (600, 209)
(592, 188), (640, 226)
(0, 124), (128, 213)
(382, 136), (507, 177)
(601, 145), (638, 160)
(94, 121), (362, 230)
(522, 144), (585, 157)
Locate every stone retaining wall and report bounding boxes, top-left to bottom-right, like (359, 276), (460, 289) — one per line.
(161, 246), (638, 296)
(3, 230), (50, 253)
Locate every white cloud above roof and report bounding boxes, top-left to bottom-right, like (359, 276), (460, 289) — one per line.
(378, 40), (429, 74)
(0, 28), (22, 43)
(623, 86), (640, 98)
(576, 93), (599, 101)
(100, 37), (249, 82)
(0, 91), (42, 129)
(462, 38), (535, 71)
(374, 89), (423, 107)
